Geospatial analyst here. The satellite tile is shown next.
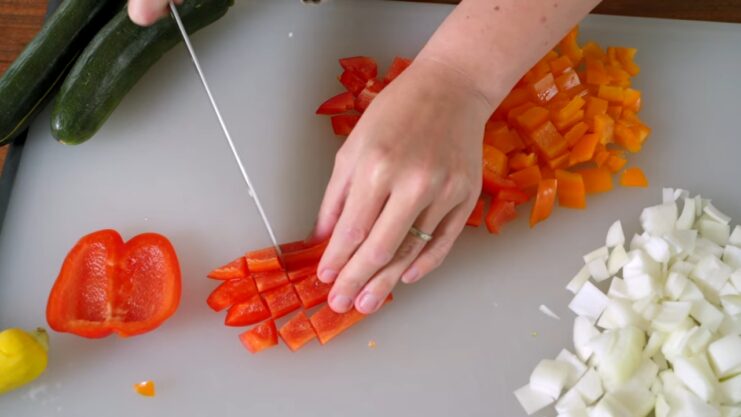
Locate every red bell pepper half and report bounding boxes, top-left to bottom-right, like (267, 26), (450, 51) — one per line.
(310, 294), (393, 345)
(293, 273), (331, 309)
(207, 256), (248, 280)
(262, 283), (301, 319)
(315, 92), (355, 115)
(253, 270), (290, 293)
(384, 56), (412, 83)
(239, 320), (278, 354)
(225, 295), (271, 327)
(279, 311), (317, 352)
(46, 229), (181, 338)
(331, 114), (360, 136)
(245, 247), (282, 272)
(339, 56), (377, 81)
(207, 277), (258, 312)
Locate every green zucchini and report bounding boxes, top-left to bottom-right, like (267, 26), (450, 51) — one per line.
(0, 0), (125, 145)
(51, 0), (234, 145)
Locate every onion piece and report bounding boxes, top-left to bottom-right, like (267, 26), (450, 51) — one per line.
(622, 250), (660, 280)
(567, 264), (592, 294)
(699, 218), (731, 246)
(584, 246), (610, 263)
(665, 272), (690, 300)
(722, 245), (741, 269)
(608, 277), (630, 300)
(569, 282), (609, 323)
(652, 301), (692, 332)
(592, 326), (645, 389)
(573, 316), (601, 361)
(721, 295), (741, 316)
(730, 226), (741, 246)
(676, 197), (697, 230)
(556, 349), (588, 388)
(588, 258), (611, 282)
(732, 269), (741, 292)
(707, 335), (741, 378)
(514, 384), (555, 415)
(691, 255), (733, 293)
(640, 202), (678, 236)
(719, 374), (741, 405)
(690, 299), (725, 333)
(608, 245), (629, 275)
(704, 202), (732, 225)
(644, 236), (672, 263)
(606, 221), (625, 248)
(555, 387), (586, 413)
(530, 359), (571, 399)
(673, 355), (718, 402)
(573, 368), (604, 405)
(540, 304), (561, 320)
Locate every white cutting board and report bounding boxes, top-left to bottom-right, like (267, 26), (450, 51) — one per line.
(1, 1), (740, 416)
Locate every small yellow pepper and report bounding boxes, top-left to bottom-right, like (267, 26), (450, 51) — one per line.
(0, 328), (49, 395)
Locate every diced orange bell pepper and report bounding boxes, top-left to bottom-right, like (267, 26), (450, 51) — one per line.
(484, 124), (524, 154)
(578, 167), (613, 193)
(555, 169), (586, 209)
(521, 55), (554, 85)
(594, 150), (610, 167)
(530, 73), (559, 104)
(554, 109), (584, 134)
(585, 58), (610, 85)
(585, 96), (609, 120)
(559, 26), (583, 64)
(614, 121), (642, 152)
(548, 152), (571, 170)
(615, 47), (640, 76)
(620, 167), (648, 187)
(516, 106), (550, 132)
(133, 381), (156, 397)
(498, 188), (530, 205)
(507, 102), (536, 126)
(569, 133), (600, 166)
(466, 197), (486, 227)
(606, 154), (627, 173)
(529, 179), (558, 227)
(598, 85), (626, 103)
(549, 55), (574, 75)
(509, 165), (542, 190)
(508, 152), (537, 171)
(606, 66), (631, 87)
(555, 68), (581, 92)
(555, 96), (586, 124)
(483, 145), (509, 177)
(606, 47), (620, 68)
(530, 121), (568, 159)
(623, 88), (641, 112)
(485, 198), (517, 234)
(564, 122), (589, 147)
(593, 114), (615, 144)
(607, 105), (623, 120)
(482, 170), (518, 196)
(582, 41), (605, 60)
(498, 87), (531, 114)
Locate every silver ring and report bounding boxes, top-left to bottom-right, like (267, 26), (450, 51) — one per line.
(409, 226), (433, 242)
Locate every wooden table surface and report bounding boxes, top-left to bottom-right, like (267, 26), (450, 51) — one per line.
(0, 0), (739, 174)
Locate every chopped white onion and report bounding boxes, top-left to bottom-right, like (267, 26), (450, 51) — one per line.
(608, 277), (630, 300)
(588, 258), (611, 282)
(730, 225), (741, 246)
(530, 359), (571, 399)
(574, 316), (601, 362)
(592, 327), (645, 389)
(676, 197), (697, 230)
(719, 374), (741, 405)
(719, 314), (741, 337)
(573, 368), (604, 405)
(721, 295), (741, 316)
(606, 221), (626, 248)
(651, 301), (692, 332)
(693, 238), (725, 260)
(690, 299), (725, 333)
(707, 335), (741, 378)
(567, 264), (592, 294)
(691, 255), (733, 293)
(670, 260), (696, 275)
(732, 269), (741, 291)
(704, 202), (732, 225)
(608, 245), (629, 275)
(569, 282), (609, 323)
(624, 273), (659, 300)
(556, 387), (586, 413)
(557, 409), (589, 417)
(556, 349), (588, 388)
(622, 250), (660, 280)
(540, 304), (561, 320)
(514, 384), (555, 415)
(665, 272), (690, 300)
(644, 236), (672, 263)
(591, 392), (634, 417)
(722, 245), (741, 269)
(641, 202), (678, 236)
(673, 355), (718, 402)
(644, 332), (667, 358)
(699, 218), (731, 246)
(585, 246), (610, 263)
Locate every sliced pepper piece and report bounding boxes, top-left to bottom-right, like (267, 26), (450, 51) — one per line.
(310, 295), (393, 345)
(384, 56), (412, 83)
(225, 295), (271, 327)
(529, 179), (558, 227)
(555, 169), (586, 209)
(555, 68), (581, 92)
(597, 85), (625, 103)
(245, 247), (283, 272)
(530, 73), (559, 104)
(483, 145), (509, 178)
(606, 154), (627, 173)
(133, 380), (155, 397)
(207, 256), (248, 280)
(287, 265), (317, 283)
(620, 167), (648, 187)
(498, 188), (530, 205)
(330, 114), (360, 136)
(530, 121), (567, 160)
(486, 199), (517, 234)
(466, 197), (486, 227)
(239, 320), (278, 354)
(293, 274), (332, 309)
(578, 167), (613, 193)
(585, 96), (609, 120)
(253, 270), (290, 293)
(593, 114), (615, 144)
(279, 311), (318, 352)
(559, 26), (583, 64)
(339, 70), (366, 95)
(262, 283), (301, 319)
(508, 152), (537, 171)
(316, 92), (355, 115)
(549, 55), (574, 75)
(564, 121), (589, 147)
(282, 241), (328, 271)
(482, 170), (518, 196)
(339, 56), (378, 80)
(509, 165), (542, 190)
(615, 47), (640, 76)
(515, 106), (550, 133)
(207, 277), (258, 312)
(569, 133), (600, 166)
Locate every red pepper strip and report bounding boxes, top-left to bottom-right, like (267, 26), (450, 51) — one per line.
(485, 199), (517, 234)
(498, 188), (530, 205)
(262, 283), (301, 319)
(315, 92), (355, 115)
(293, 274), (332, 309)
(466, 197), (486, 227)
(339, 70), (366, 96)
(282, 241), (328, 271)
(482, 169), (517, 196)
(330, 114), (360, 136)
(287, 265), (317, 283)
(384, 56), (412, 83)
(279, 311), (318, 352)
(207, 277), (258, 312)
(46, 229), (181, 338)
(530, 179), (558, 227)
(239, 320), (278, 354)
(310, 294), (393, 345)
(253, 270), (290, 293)
(339, 56), (378, 81)
(225, 295), (271, 327)
(207, 256), (248, 280)
(245, 247), (282, 272)
(279, 240), (306, 253)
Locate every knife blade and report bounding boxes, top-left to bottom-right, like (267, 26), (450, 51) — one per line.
(168, 1), (283, 259)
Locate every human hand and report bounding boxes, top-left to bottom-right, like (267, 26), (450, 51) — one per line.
(127, 0), (182, 26)
(310, 58), (492, 315)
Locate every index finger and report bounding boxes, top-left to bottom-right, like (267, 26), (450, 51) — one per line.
(128, 0), (180, 26)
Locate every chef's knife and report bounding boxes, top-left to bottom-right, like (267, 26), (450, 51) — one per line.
(168, 1), (283, 259)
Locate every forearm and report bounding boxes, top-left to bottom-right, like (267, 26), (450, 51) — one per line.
(417, 0), (601, 109)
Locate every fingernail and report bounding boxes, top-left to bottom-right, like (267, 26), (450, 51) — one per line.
(318, 268), (337, 283)
(357, 292), (381, 314)
(330, 294), (353, 312)
(401, 267), (420, 284)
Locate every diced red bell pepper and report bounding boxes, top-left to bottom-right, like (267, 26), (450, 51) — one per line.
(485, 199), (517, 234)
(262, 283), (301, 319)
(225, 294), (271, 326)
(339, 70), (367, 95)
(316, 92), (355, 115)
(253, 270), (290, 293)
(239, 320), (278, 354)
(384, 56), (412, 83)
(207, 277), (258, 312)
(529, 179), (558, 227)
(466, 197), (486, 227)
(498, 188), (530, 205)
(46, 230), (181, 338)
(245, 247), (282, 272)
(282, 241), (328, 271)
(310, 294), (393, 345)
(330, 114), (360, 136)
(207, 256), (248, 280)
(279, 311), (317, 352)
(482, 169), (517, 196)
(339, 56), (378, 81)
(293, 274), (332, 309)
(354, 79), (385, 112)
(287, 265), (317, 283)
